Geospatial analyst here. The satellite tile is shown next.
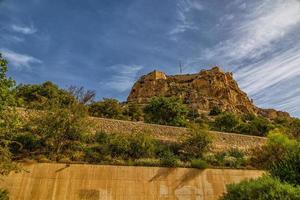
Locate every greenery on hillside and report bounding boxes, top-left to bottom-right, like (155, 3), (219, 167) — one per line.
(0, 54), (20, 200)
(1, 52), (300, 199)
(220, 130), (300, 200)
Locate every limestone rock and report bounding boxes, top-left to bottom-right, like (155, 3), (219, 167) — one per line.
(127, 67), (289, 119)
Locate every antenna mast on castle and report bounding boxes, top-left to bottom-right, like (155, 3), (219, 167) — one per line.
(179, 60), (183, 74)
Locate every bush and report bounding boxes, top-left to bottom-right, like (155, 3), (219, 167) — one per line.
(160, 150), (179, 167)
(124, 103), (143, 121)
(127, 133), (155, 159)
(28, 103), (90, 154)
(248, 117), (274, 136)
(213, 112), (240, 133)
(88, 98), (123, 119)
(209, 106), (221, 116)
(204, 149), (246, 168)
(250, 129), (298, 169)
(220, 176), (300, 200)
(13, 133), (41, 152)
(15, 81), (76, 109)
(107, 134), (130, 158)
(144, 96), (188, 127)
(134, 158), (160, 167)
(181, 125), (212, 159)
(0, 54), (20, 176)
(0, 189), (9, 200)
(190, 159), (208, 169)
(269, 146), (300, 185)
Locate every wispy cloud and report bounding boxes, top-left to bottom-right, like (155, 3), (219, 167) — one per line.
(1, 49), (42, 69)
(235, 47), (300, 96)
(11, 24), (37, 34)
(186, 0), (300, 115)
(101, 64), (143, 93)
(200, 0), (300, 65)
(169, 0), (203, 35)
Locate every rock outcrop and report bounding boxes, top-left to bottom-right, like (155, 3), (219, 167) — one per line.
(127, 66), (290, 119)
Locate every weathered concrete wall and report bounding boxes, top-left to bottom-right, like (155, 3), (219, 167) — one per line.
(91, 117), (267, 152)
(0, 163), (264, 200)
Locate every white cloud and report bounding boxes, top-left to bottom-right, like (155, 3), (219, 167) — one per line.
(186, 0), (300, 116)
(235, 47), (300, 95)
(201, 0), (300, 65)
(101, 64), (143, 92)
(11, 24), (37, 34)
(1, 49), (42, 69)
(169, 0), (204, 35)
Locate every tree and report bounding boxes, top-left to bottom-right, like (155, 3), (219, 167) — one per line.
(221, 176), (300, 200)
(0, 53), (20, 176)
(67, 86), (95, 105)
(267, 133), (300, 185)
(144, 96), (188, 127)
(88, 98), (123, 119)
(0, 53), (16, 110)
(213, 112), (240, 132)
(29, 103), (90, 154)
(181, 125), (212, 159)
(124, 103), (143, 121)
(15, 81), (76, 109)
(250, 129), (298, 169)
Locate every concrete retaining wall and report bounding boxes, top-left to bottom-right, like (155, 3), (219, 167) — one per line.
(0, 163), (264, 200)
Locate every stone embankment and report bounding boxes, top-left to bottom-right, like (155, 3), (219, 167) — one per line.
(91, 117), (267, 152)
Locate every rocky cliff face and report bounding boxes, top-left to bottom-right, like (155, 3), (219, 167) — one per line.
(127, 67), (289, 119)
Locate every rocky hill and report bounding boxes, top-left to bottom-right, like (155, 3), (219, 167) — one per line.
(127, 66), (289, 119)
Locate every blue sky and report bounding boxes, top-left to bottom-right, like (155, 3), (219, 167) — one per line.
(1, 0), (300, 117)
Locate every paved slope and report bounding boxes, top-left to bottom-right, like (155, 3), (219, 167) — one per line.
(92, 117), (267, 152)
(0, 163), (264, 200)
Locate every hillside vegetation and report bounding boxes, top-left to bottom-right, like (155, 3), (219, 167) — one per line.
(1, 53), (300, 199)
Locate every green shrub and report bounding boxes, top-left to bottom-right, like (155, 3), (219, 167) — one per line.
(15, 81), (76, 109)
(190, 159), (208, 169)
(250, 129), (298, 169)
(107, 134), (130, 158)
(160, 150), (179, 167)
(127, 133), (155, 159)
(213, 112), (240, 133)
(84, 144), (112, 163)
(94, 131), (110, 144)
(144, 96), (188, 127)
(204, 149), (246, 168)
(220, 176), (300, 200)
(269, 147), (300, 185)
(13, 133), (41, 152)
(0, 54), (21, 176)
(28, 103), (90, 154)
(134, 158), (160, 167)
(124, 103), (143, 121)
(209, 106), (221, 116)
(248, 117), (274, 136)
(0, 189), (9, 200)
(88, 98), (123, 119)
(181, 125), (212, 159)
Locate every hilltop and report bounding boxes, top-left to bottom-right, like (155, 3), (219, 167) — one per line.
(128, 66), (289, 120)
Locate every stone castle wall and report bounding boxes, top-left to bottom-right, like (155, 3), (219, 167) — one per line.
(91, 117), (267, 152)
